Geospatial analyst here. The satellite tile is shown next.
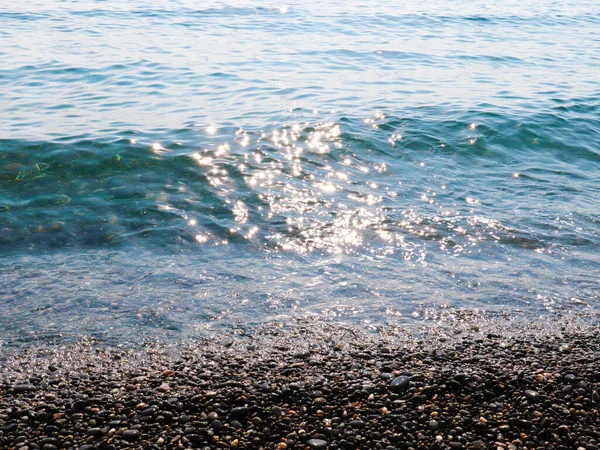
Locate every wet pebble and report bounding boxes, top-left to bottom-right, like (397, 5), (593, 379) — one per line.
(390, 376), (410, 391)
(12, 385), (34, 394)
(1, 325), (600, 450)
(524, 390), (540, 401)
(122, 430), (140, 441)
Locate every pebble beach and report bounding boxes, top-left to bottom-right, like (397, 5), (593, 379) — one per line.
(2, 2), (599, 449)
(1, 318), (599, 450)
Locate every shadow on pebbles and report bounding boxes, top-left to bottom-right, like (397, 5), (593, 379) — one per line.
(1, 317), (600, 450)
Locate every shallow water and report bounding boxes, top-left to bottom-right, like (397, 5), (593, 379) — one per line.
(1, 0), (599, 345)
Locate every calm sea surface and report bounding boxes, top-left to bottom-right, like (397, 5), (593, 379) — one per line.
(1, 0), (599, 345)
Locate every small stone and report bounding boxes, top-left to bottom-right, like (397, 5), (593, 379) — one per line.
(157, 382), (171, 392)
(390, 376), (411, 391)
(141, 407), (157, 416)
(122, 430), (140, 441)
(186, 434), (202, 443)
(472, 441), (486, 450)
(12, 384), (34, 393)
(429, 420), (439, 430)
(4, 423), (18, 433)
(45, 425), (60, 434)
(349, 420), (365, 429)
(86, 428), (103, 437)
(308, 439), (328, 448)
(524, 390), (540, 402)
(251, 417), (263, 426)
(230, 406), (249, 417)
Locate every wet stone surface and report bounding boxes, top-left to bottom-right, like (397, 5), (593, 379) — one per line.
(1, 323), (600, 449)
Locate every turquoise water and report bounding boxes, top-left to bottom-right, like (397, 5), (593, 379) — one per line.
(1, 0), (599, 344)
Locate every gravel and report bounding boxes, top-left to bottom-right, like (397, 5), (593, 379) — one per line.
(1, 319), (600, 449)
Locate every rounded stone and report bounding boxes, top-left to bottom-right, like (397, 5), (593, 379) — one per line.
(4, 422), (18, 433)
(122, 430), (140, 441)
(390, 376), (411, 391)
(86, 428), (103, 437)
(524, 390), (540, 401)
(45, 425), (60, 434)
(349, 420), (365, 429)
(471, 440), (485, 450)
(12, 384), (34, 394)
(308, 439), (328, 448)
(230, 406), (249, 417)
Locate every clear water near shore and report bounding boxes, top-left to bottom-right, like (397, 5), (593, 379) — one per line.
(1, 0), (599, 345)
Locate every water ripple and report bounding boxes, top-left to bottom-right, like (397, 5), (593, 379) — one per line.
(1, 0), (599, 343)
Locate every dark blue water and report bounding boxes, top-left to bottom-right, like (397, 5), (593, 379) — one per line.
(1, 0), (599, 345)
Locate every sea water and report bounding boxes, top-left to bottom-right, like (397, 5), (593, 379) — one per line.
(1, 0), (599, 345)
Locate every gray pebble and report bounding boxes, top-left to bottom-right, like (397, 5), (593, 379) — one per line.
(12, 385), (34, 394)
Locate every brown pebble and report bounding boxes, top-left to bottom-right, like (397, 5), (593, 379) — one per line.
(157, 382), (171, 392)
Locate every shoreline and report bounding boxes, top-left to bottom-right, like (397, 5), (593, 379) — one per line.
(1, 318), (599, 449)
